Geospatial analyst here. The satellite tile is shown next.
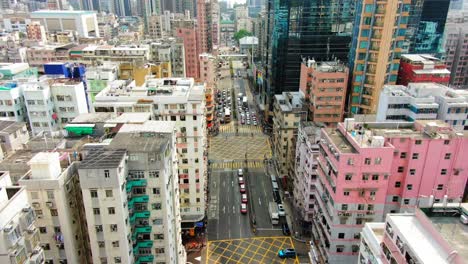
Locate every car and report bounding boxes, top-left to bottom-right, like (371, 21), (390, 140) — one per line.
(282, 223), (290, 236)
(241, 194), (248, 203)
(240, 184), (246, 193)
(278, 248), (296, 259)
(241, 119), (245, 124)
(253, 121), (258, 126)
(273, 190), (281, 203)
(246, 120), (250, 125)
(238, 177), (244, 185)
(240, 203), (247, 214)
(238, 169), (243, 176)
(277, 204), (286, 216)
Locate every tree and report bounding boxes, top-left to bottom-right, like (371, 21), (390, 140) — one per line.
(234, 29), (252, 42)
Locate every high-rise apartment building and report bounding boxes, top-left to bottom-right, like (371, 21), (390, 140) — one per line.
(397, 54), (450, 85)
(247, 0), (264, 17)
(197, 0), (219, 53)
(308, 118), (468, 263)
(376, 83), (468, 131)
(0, 172), (44, 264)
(272, 92), (306, 181)
(444, 9), (468, 88)
(30, 10), (100, 38)
(26, 22), (47, 43)
(263, 0), (355, 106)
(149, 39), (186, 77)
(349, 1), (410, 114)
(299, 59), (348, 125)
(93, 78), (207, 224)
(79, 121), (186, 264)
(18, 152), (90, 264)
(176, 27), (200, 78)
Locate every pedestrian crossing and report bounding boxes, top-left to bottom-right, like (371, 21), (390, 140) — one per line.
(218, 124), (263, 134)
(210, 161), (264, 169)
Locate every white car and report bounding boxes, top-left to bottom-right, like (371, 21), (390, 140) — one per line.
(277, 204), (286, 216)
(237, 169), (243, 176)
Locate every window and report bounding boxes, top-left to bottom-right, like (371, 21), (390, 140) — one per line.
(437, 184), (444, 190)
(362, 174), (369, 181)
(105, 190), (113, 198)
(39, 227), (47, 233)
(46, 190), (54, 199)
(154, 233), (164, 240)
(441, 169), (447, 175)
(336, 246), (344, 253)
(400, 152), (407, 158)
(98, 241), (105, 248)
(104, 170), (110, 178)
(343, 191), (350, 196)
(345, 174), (352, 181)
(95, 225), (103, 232)
(152, 203), (162, 210)
(358, 204), (365, 210)
(152, 218), (163, 225)
(406, 184), (413, 190)
(364, 158), (371, 165)
(403, 199), (410, 205)
(392, 196), (399, 202)
(155, 247), (165, 254)
(372, 174), (379, 181)
(114, 257), (121, 263)
(338, 233), (345, 239)
(149, 171), (159, 178)
(50, 209), (58, 216)
(444, 140), (450, 145)
(395, 182), (401, 188)
(110, 224), (118, 232)
(341, 204), (348, 210)
(410, 169), (416, 175)
(93, 208), (100, 215)
(152, 188), (160, 195)
(375, 157), (382, 164)
(112, 241), (119, 248)
(30, 191), (39, 199)
(415, 140), (422, 145)
(412, 153), (419, 160)
(445, 153), (451, 159)
(108, 207), (115, 215)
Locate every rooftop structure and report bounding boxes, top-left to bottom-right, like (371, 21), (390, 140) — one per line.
(30, 10), (99, 38)
(398, 54), (450, 86)
(377, 83), (468, 131)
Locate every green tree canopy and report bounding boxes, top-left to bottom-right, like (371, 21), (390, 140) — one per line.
(234, 29), (252, 42)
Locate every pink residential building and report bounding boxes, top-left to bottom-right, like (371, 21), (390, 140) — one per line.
(307, 118), (468, 264)
(199, 53), (216, 85)
(176, 27), (199, 79)
(299, 59), (348, 126)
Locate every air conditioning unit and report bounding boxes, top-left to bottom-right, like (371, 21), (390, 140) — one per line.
(27, 226), (36, 234)
(32, 202), (40, 209)
(46, 202), (54, 208)
(22, 206), (32, 212)
(357, 213), (365, 217)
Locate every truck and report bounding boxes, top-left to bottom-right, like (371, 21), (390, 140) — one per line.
(242, 96), (248, 107)
(269, 202), (280, 225)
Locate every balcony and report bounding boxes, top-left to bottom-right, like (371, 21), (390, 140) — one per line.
(126, 179), (147, 193)
(133, 241), (154, 255)
(136, 255), (154, 264)
(132, 226), (152, 240)
(130, 211), (150, 224)
(128, 195), (149, 208)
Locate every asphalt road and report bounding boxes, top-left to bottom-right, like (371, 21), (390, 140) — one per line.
(207, 170), (251, 241)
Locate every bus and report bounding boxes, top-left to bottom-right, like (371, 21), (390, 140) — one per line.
(224, 108), (231, 123)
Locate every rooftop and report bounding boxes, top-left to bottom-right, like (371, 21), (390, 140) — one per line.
(429, 216), (468, 262)
(302, 59), (348, 73)
(323, 128), (358, 154)
(402, 54), (444, 64)
(0, 63), (30, 75)
(239, 36), (258, 45)
(71, 113), (113, 124)
(31, 10), (97, 16)
(274, 92), (304, 113)
(80, 148), (126, 169)
(0, 120), (26, 134)
(108, 129), (172, 153)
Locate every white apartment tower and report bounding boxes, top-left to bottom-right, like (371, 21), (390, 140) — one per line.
(18, 152), (90, 264)
(0, 171), (44, 264)
(79, 121), (186, 264)
(93, 78), (207, 224)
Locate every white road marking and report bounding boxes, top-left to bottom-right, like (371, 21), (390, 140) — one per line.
(223, 206), (225, 214)
(258, 198), (262, 206)
(231, 181), (234, 187)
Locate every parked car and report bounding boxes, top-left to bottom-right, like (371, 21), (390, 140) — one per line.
(282, 223), (290, 236)
(238, 169), (243, 176)
(240, 203), (247, 214)
(278, 248), (296, 259)
(239, 184), (246, 193)
(241, 194), (248, 203)
(277, 204), (286, 216)
(273, 190), (281, 203)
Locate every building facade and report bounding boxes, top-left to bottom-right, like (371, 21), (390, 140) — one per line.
(0, 172), (43, 264)
(176, 27), (199, 79)
(272, 92), (306, 182)
(30, 10), (100, 38)
(349, 0), (410, 114)
(397, 54), (450, 86)
(299, 60), (348, 125)
(18, 152), (90, 264)
(444, 10), (468, 88)
(376, 83), (468, 131)
(149, 39), (186, 77)
(309, 118), (468, 263)
(93, 78), (207, 224)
